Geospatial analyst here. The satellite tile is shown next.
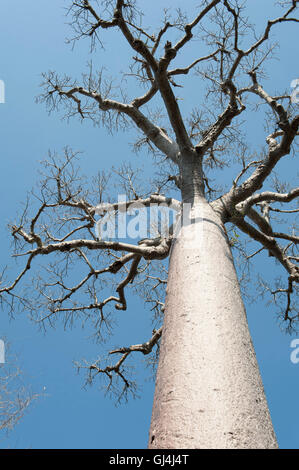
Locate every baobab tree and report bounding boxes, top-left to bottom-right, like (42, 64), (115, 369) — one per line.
(0, 0), (298, 449)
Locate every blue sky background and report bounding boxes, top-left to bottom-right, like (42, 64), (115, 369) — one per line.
(0, 0), (299, 449)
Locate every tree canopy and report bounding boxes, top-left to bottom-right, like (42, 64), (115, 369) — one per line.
(0, 0), (298, 448)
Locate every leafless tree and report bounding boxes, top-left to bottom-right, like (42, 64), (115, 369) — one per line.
(0, 0), (299, 448)
(0, 343), (37, 437)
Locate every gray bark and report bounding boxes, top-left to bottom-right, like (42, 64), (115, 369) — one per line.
(148, 196), (278, 449)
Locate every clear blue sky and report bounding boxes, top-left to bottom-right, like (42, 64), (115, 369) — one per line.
(0, 0), (298, 449)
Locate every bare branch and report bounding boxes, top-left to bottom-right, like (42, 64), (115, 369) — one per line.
(41, 76), (179, 162)
(173, 1), (222, 53)
(110, 327), (162, 355)
(237, 187), (299, 212)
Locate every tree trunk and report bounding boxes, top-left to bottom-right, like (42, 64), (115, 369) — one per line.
(148, 197), (278, 449)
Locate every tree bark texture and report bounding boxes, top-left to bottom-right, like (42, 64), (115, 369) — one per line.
(148, 198), (278, 449)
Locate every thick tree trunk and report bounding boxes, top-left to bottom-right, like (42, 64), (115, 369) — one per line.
(148, 197), (278, 449)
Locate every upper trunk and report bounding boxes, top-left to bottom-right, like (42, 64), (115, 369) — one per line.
(179, 150), (205, 204)
(148, 195), (278, 449)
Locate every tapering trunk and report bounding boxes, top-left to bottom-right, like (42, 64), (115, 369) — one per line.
(148, 197), (278, 449)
